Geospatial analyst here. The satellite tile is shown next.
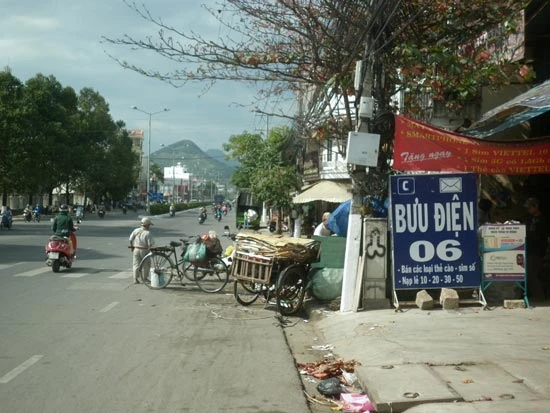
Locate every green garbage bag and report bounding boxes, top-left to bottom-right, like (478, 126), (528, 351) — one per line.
(308, 268), (343, 301)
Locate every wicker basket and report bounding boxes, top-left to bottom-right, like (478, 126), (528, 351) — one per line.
(231, 251), (273, 284)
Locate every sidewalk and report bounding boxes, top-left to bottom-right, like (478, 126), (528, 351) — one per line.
(305, 300), (550, 413)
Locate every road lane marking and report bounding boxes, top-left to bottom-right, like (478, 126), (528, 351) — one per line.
(13, 267), (51, 277)
(0, 263), (23, 272)
(0, 355), (43, 384)
(100, 301), (120, 313)
(60, 273), (90, 278)
(109, 270), (132, 279)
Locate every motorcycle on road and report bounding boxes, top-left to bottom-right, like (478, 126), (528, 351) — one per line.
(45, 231), (78, 273)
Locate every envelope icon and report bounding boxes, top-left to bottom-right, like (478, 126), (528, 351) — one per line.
(439, 177), (462, 193)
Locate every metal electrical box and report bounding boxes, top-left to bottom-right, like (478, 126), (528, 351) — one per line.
(345, 131), (380, 167)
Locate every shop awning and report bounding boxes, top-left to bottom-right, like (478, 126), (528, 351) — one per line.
(465, 79), (550, 138)
(293, 180), (352, 204)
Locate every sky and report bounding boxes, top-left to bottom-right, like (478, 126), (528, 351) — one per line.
(0, 0), (292, 153)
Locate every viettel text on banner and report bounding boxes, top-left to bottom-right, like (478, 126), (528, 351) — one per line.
(390, 173), (481, 290)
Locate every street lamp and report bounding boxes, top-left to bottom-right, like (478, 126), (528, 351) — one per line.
(132, 106), (169, 213)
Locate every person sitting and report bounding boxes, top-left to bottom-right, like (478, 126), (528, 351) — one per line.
(314, 212), (332, 236)
(203, 230), (223, 258)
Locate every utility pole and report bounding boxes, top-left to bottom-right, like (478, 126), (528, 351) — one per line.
(340, 0), (388, 312)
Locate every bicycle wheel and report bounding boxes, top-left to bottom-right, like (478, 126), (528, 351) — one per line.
(139, 252), (175, 289)
(179, 260), (197, 283)
(276, 265), (307, 316)
(233, 280), (263, 306)
(194, 257), (229, 293)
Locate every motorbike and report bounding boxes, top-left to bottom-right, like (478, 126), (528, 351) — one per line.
(169, 207), (176, 217)
(75, 209), (84, 224)
(24, 210), (32, 222)
(32, 210), (41, 222)
(1, 214), (12, 230)
(45, 231), (77, 273)
(199, 212), (207, 224)
(122, 205), (127, 215)
(215, 210), (222, 222)
(98, 209), (105, 219)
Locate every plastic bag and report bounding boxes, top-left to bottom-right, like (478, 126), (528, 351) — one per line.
(183, 241), (207, 262)
(339, 393), (374, 412)
(316, 377), (344, 397)
(308, 268), (343, 301)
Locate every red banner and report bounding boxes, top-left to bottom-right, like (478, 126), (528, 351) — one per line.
(393, 115), (550, 174)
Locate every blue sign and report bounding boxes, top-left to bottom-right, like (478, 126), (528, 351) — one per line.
(148, 192), (164, 201)
(390, 173), (480, 290)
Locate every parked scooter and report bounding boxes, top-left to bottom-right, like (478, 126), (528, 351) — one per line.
(45, 231), (78, 273)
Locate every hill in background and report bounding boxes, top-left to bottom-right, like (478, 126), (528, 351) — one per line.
(150, 140), (235, 182)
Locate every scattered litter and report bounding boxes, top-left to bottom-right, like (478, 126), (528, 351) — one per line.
(339, 393), (374, 412)
(311, 344), (335, 351)
(542, 346), (550, 350)
(341, 369), (358, 386)
(463, 378), (474, 384)
(317, 377), (345, 397)
(297, 358), (361, 380)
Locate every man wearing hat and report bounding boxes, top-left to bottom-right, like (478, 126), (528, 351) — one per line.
(525, 197), (549, 300)
(128, 217), (155, 284)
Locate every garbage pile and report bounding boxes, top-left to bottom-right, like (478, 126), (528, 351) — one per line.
(297, 356), (376, 412)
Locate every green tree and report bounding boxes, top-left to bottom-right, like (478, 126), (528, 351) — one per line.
(224, 126), (300, 232)
(0, 69), (26, 205)
(21, 74), (79, 206)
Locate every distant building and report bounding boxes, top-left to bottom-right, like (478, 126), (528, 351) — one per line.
(128, 129), (145, 199)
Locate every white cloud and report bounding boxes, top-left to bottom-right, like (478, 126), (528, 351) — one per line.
(0, 0), (294, 152)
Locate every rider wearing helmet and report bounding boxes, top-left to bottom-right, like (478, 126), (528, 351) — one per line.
(52, 204), (78, 254)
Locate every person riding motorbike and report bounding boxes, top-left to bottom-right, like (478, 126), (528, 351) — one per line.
(52, 204), (78, 254)
(24, 204), (33, 222)
(75, 205), (84, 223)
(32, 204), (42, 221)
(199, 206), (207, 223)
(1, 206), (13, 228)
(169, 203), (176, 217)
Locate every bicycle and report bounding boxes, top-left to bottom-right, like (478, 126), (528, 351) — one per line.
(138, 238), (230, 293)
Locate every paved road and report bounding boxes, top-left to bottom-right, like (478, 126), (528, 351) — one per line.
(0, 208), (314, 413)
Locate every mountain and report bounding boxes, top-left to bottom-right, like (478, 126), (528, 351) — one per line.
(205, 149), (239, 168)
(150, 140), (235, 181)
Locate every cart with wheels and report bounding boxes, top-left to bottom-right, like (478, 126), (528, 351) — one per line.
(231, 233), (320, 316)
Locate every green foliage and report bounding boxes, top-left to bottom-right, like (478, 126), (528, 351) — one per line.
(224, 126), (299, 209)
(0, 69), (139, 202)
(389, 0), (534, 115)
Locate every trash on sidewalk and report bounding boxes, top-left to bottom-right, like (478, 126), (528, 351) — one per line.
(338, 393), (375, 412)
(317, 377), (345, 397)
(297, 357), (361, 380)
(310, 344), (334, 351)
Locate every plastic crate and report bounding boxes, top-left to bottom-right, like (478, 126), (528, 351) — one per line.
(231, 252), (273, 284)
